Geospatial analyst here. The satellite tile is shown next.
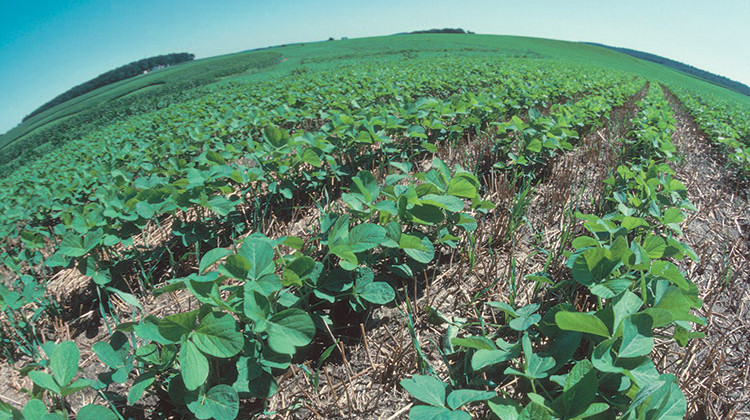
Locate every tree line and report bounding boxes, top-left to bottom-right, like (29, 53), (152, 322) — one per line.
(586, 43), (750, 97)
(23, 52), (195, 122)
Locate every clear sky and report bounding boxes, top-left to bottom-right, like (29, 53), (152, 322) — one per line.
(1, 0), (748, 134)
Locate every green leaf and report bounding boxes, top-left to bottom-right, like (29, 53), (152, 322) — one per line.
(76, 405), (117, 420)
(359, 282), (395, 305)
(612, 291), (643, 333)
(22, 399), (47, 420)
(421, 194), (465, 213)
(127, 372), (156, 405)
(642, 235), (666, 259)
(105, 287), (142, 310)
(472, 348), (520, 370)
(59, 229), (103, 257)
(650, 261), (689, 290)
(351, 171), (379, 203)
(556, 359), (597, 417)
(180, 339), (208, 391)
(186, 384), (239, 420)
(525, 138), (542, 153)
(555, 311), (610, 337)
(238, 238), (275, 281)
(400, 375), (447, 407)
(28, 371), (60, 394)
(60, 379), (91, 396)
(519, 402), (550, 420)
(400, 234), (435, 264)
(408, 405), (470, 419)
(451, 336), (496, 350)
(223, 254), (251, 279)
(446, 178), (477, 199)
(446, 389), (496, 410)
(200, 248), (231, 274)
(159, 311), (197, 342)
(266, 309), (316, 355)
(618, 314), (654, 358)
(50, 341), (79, 386)
(192, 312), (244, 358)
(408, 204), (445, 225)
(348, 223), (386, 253)
(300, 148), (322, 167)
(135, 201), (155, 219)
(488, 397), (521, 420)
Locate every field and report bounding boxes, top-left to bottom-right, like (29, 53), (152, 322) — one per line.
(0, 34), (748, 419)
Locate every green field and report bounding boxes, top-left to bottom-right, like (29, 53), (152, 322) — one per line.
(0, 34), (748, 419)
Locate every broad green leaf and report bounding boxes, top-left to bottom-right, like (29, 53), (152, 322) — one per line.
(266, 309), (316, 355)
(400, 234), (435, 264)
(408, 405), (470, 419)
(408, 204), (445, 225)
(556, 359), (597, 417)
(50, 341), (79, 386)
(618, 314), (653, 358)
(446, 389), (496, 410)
(421, 194), (465, 213)
(400, 375), (447, 407)
(187, 384), (239, 420)
(22, 399), (47, 420)
(199, 248), (231, 274)
(135, 201), (155, 219)
(351, 171), (379, 203)
(238, 238), (275, 280)
(642, 235), (666, 259)
(452, 336), (496, 350)
(612, 291), (643, 333)
(348, 223), (386, 253)
(446, 178), (477, 199)
(488, 396), (521, 420)
(650, 261), (690, 290)
(59, 229), (103, 257)
(76, 405), (117, 420)
(60, 379), (91, 396)
(192, 312), (244, 358)
(359, 282), (395, 305)
(519, 402), (550, 420)
(555, 311), (610, 337)
(180, 339), (208, 391)
(28, 371), (60, 394)
(223, 254), (252, 279)
(159, 311), (197, 342)
(127, 372), (156, 405)
(591, 338), (622, 373)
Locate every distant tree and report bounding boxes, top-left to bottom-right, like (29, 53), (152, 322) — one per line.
(328, 37), (335, 41)
(404, 28), (471, 35)
(23, 53), (195, 121)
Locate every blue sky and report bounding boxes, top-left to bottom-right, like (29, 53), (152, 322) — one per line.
(1, 0), (748, 134)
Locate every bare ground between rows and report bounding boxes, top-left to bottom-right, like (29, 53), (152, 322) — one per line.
(657, 86), (750, 419)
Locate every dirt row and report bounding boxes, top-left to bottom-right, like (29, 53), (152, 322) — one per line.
(660, 86), (749, 419)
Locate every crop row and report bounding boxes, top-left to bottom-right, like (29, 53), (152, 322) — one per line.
(669, 86), (750, 175)
(0, 59), (648, 418)
(402, 84), (702, 419)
